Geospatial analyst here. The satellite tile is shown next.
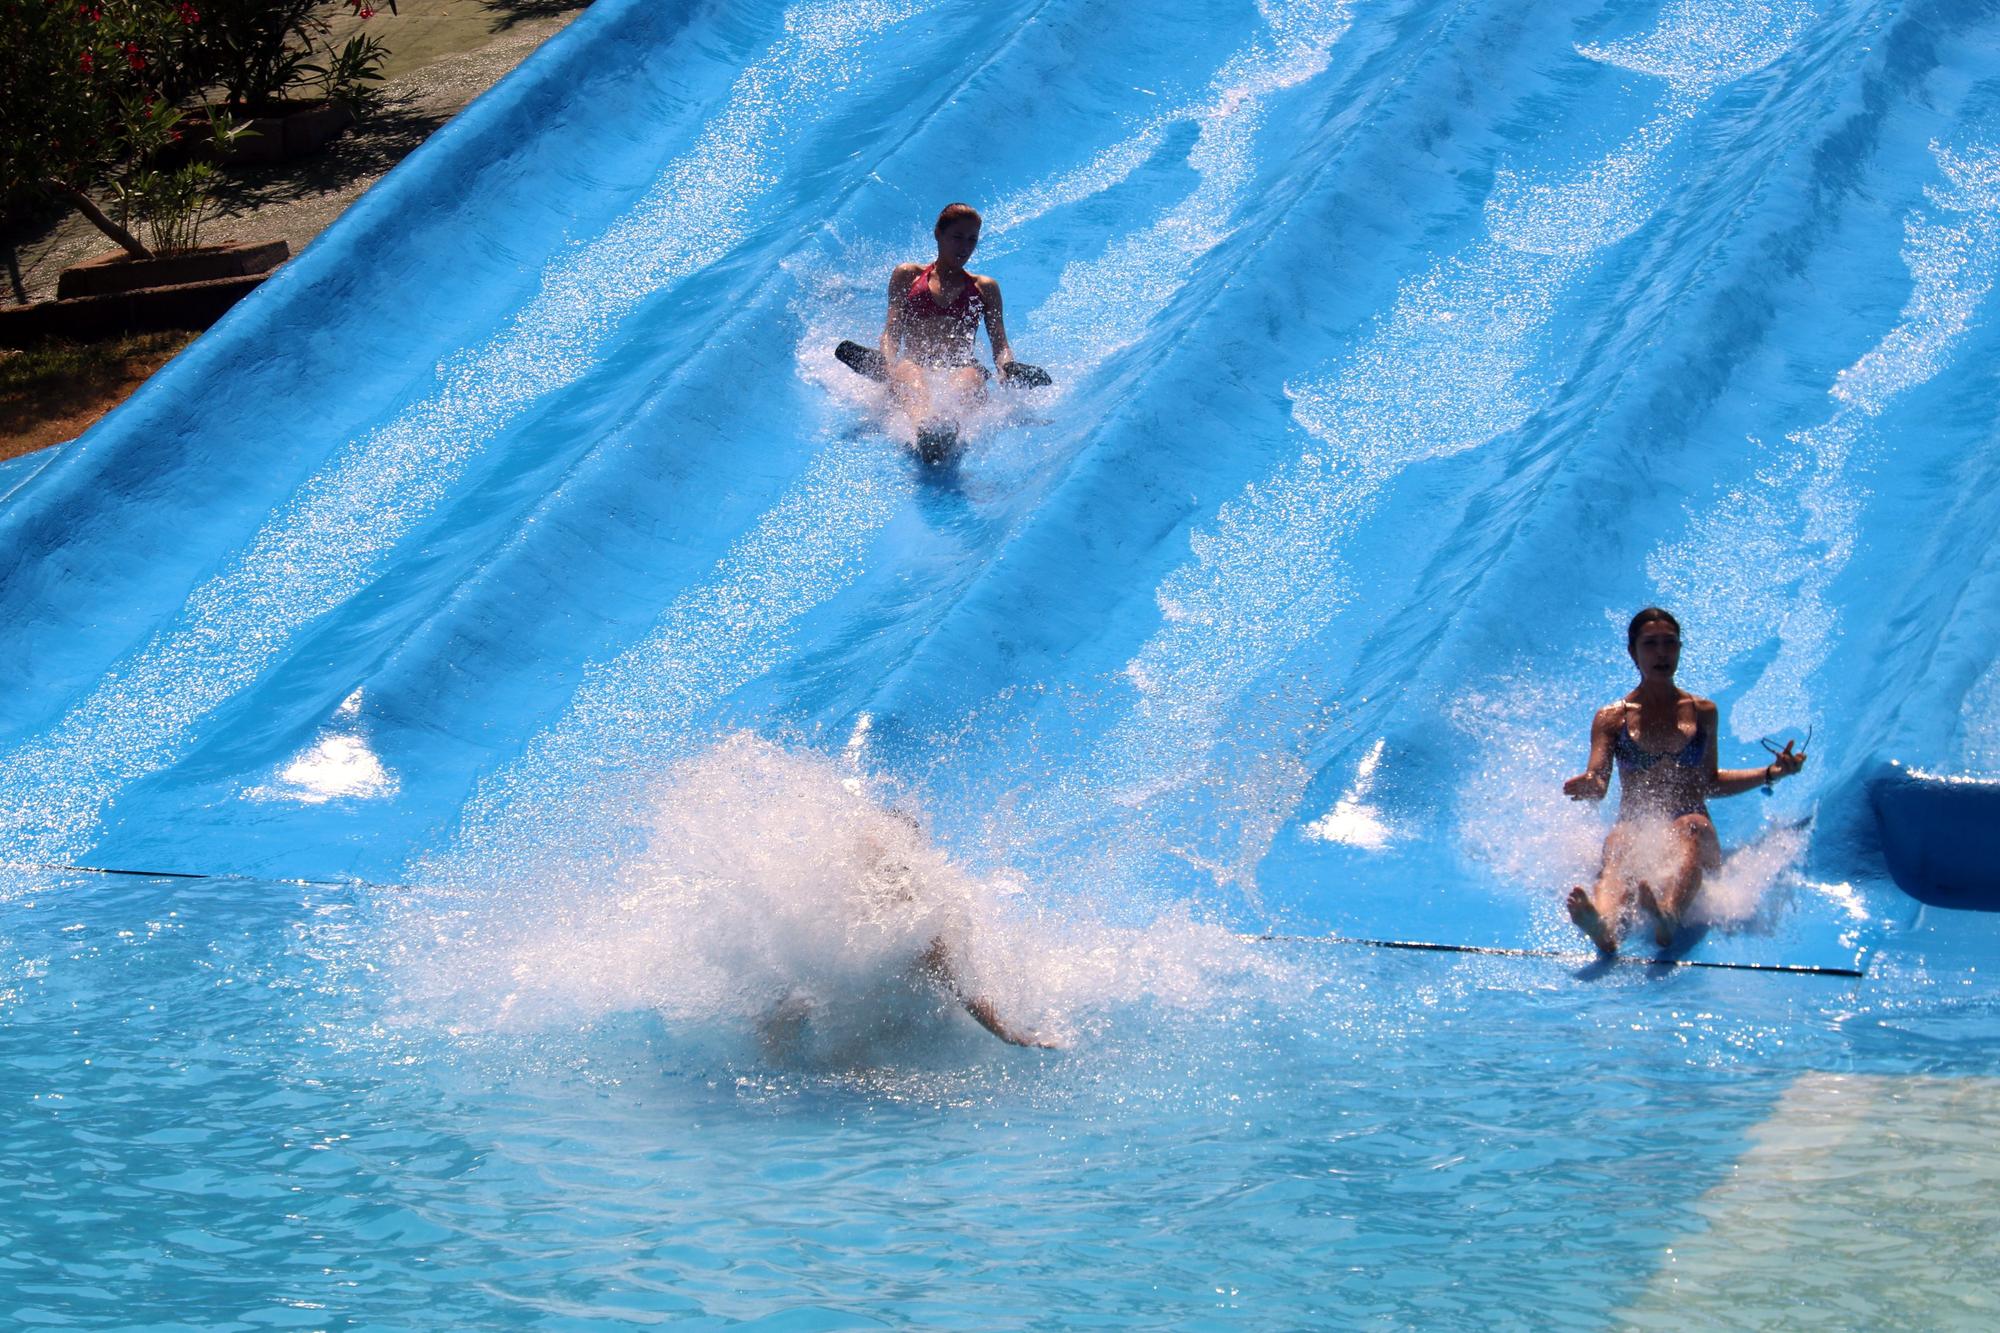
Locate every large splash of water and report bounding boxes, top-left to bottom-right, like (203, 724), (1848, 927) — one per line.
(383, 733), (1289, 1065)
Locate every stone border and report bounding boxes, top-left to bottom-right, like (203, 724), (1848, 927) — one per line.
(57, 240), (290, 299)
(0, 273), (272, 348)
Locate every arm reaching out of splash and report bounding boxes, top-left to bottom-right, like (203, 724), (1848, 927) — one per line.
(1709, 738), (1806, 796)
(977, 276), (1017, 378)
(1563, 704), (1620, 801)
(919, 937), (1062, 1050)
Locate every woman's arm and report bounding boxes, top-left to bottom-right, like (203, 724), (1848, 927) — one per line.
(1563, 706), (1619, 801)
(978, 277), (1016, 374)
(1702, 700), (1806, 798)
(881, 264), (916, 365)
(919, 936), (1059, 1049)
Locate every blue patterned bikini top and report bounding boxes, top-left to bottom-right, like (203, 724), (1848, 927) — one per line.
(1612, 704), (1705, 776)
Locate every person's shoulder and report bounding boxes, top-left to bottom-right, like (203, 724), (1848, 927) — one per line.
(890, 261), (922, 281)
(1686, 694), (1719, 722)
(1592, 701), (1627, 728)
(972, 272), (1001, 295)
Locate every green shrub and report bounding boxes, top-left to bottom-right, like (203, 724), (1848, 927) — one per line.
(304, 29), (391, 117)
(1, 1), (393, 258)
(0, 1), (196, 243)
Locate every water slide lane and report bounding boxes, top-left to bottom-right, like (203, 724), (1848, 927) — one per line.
(0, 0), (1066, 870)
(1, 0), (1996, 970)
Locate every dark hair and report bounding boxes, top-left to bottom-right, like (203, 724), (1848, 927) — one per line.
(934, 201), (981, 234)
(1626, 606), (1682, 652)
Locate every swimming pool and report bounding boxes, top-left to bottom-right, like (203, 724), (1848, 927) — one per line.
(8, 863), (1996, 1326)
(5, 0), (1999, 1324)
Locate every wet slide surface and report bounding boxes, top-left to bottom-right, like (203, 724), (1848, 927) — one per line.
(12, 3), (2000, 1327)
(6, 0), (2000, 968)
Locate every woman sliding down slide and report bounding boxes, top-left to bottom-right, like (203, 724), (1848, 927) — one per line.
(1561, 607), (1806, 955)
(836, 202), (1050, 462)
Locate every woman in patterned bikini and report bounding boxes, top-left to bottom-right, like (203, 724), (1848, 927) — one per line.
(1561, 607), (1807, 955)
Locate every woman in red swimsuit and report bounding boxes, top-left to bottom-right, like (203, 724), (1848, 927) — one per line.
(1560, 607), (1806, 955)
(879, 202), (1019, 444)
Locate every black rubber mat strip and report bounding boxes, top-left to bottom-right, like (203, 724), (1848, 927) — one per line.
(27, 862), (1866, 976)
(45, 861), (212, 880)
(1257, 932), (1866, 977)
(30, 861), (349, 887)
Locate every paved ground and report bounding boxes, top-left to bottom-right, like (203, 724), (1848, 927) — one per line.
(3, 0), (592, 309)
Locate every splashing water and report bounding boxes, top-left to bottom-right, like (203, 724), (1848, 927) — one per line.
(385, 733), (1289, 1067)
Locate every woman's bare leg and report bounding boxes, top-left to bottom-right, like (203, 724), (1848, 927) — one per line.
(1569, 826), (1634, 955)
(887, 360), (932, 425)
(948, 366), (987, 411)
(1644, 814), (1715, 946)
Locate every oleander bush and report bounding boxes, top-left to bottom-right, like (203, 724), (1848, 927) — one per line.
(1, 0), (391, 257)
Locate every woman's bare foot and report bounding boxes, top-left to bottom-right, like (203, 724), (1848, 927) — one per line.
(1566, 886), (1618, 955)
(1636, 881), (1677, 948)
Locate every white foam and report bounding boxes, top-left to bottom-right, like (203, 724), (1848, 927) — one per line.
(1691, 818), (1809, 929)
(245, 690), (398, 806)
(1577, 0), (1814, 98)
(1449, 683), (1608, 916)
(1302, 737), (1394, 850)
(1447, 678), (1813, 946)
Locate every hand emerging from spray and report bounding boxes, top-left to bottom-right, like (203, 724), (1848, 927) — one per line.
(1764, 738), (1807, 781)
(1563, 769), (1609, 801)
(919, 937), (1064, 1050)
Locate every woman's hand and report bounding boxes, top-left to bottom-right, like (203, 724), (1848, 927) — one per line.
(1767, 740), (1806, 780)
(1564, 770), (1608, 801)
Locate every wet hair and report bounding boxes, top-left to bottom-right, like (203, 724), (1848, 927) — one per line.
(1626, 606), (1682, 653)
(934, 201), (981, 235)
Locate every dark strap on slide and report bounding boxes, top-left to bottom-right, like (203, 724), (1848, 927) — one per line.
(1251, 931), (1863, 977)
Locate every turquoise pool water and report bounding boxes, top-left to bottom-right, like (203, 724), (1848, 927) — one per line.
(8, 866), (1998, 1327)
(6, 0), (2000, 1323)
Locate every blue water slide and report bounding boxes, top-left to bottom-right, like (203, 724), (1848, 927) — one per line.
(4, 0), (1998, 971)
